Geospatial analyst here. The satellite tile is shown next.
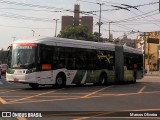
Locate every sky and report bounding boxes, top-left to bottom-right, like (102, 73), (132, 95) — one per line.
(0, 0), (159, 50)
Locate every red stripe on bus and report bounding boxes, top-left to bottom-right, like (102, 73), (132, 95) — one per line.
(13, 43), (37, 46)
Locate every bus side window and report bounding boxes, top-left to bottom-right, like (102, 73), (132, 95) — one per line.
(64, 48), (75, 70)
(87, 49), (97, 70)
(53, 47), (65, 69)
(42, 49), (52, 64)
(41, 46), (53, 70)
(75, 48), (87, 70)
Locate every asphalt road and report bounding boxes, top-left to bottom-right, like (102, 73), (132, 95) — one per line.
(0, 73), (160, 120)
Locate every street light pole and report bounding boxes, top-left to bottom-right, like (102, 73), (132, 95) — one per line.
(148, 38), (150, 72)
(159, 0), (160, 12)
(109, 22), (112, 41)
(140, 32), (149, 73)
(143, 32), (146, 73)
(97, 3), (104, 42)
(12, 37), (16, 42)
(32, 30), (35, 37)
(53, 19), (59, 37)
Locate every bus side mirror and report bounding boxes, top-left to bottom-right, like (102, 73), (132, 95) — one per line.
(7, 46), (12, 67)
(7, 46), (12, 56)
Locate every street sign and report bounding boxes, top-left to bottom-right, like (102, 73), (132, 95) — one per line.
(147, 38), (159, 44)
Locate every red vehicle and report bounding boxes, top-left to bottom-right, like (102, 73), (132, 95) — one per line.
(0, 64), (8, 74)
(0, 67), (1, 79)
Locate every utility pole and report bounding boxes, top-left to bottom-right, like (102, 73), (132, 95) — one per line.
(138, 32), (147, 74)
(53, 19), (59, 37)
(97, 3), (104, 42)
(143, 32), (146, 73)
(109, 22), (113, 41)
(148, 38), (150, 72)
(32, 30), (35, 37)
(12, 37), (16, 42)
(159, 0), (160, 12)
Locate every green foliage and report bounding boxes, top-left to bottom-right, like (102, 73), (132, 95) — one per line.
(58, 25), (95, 41)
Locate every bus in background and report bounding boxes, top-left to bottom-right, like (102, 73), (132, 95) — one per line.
(0, 66), (1, 79)
(6, 37), (143, 88)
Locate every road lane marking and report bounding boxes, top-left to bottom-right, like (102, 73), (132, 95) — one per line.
(0, 89), (22, 94)
(81, 86), (112, 98)
(0, 97), (8, 104)
(73, 117), (89, 120)
(6, 90), (160, 104)
(138, 86), (146, 93)
(17, 117), (27, 120)
(100, 90), (160, 97)
(0, 95), (81, 98)
(76, 90), (160, 98)
(73, 111), (115, 120)
(9, 88), (65, 104)
(8, 97), (82, 104)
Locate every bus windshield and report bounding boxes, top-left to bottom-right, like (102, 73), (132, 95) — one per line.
(11, 44), (36, 69)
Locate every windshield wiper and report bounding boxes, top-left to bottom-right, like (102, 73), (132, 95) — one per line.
(20, 63), (34, 69)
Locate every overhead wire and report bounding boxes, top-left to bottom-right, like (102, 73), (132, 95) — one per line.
(0, 7), (62, 12)
(0, 24), (54, 29)
(0, 11), (54, 22)
(0, 0), (159, 38)
(77, 0), (159, 33)
(0, 0), (97, 16)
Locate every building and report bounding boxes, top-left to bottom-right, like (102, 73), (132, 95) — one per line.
(74, 4), (80, 26)
(136, 32), (160, 71)
(81, 16), (93, 34)
(61, 4), (93, 33)
(61, 16), (73, 30)
(145, 32), (160, 71)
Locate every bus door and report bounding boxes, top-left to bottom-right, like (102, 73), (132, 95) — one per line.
(39, 45), (53, 84)
(115, 45), (124, 83)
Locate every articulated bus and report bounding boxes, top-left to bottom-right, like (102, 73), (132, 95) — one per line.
(6, 37), (143, 88)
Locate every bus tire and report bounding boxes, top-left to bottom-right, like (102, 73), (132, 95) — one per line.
(99, 73), (108, 85)
(56, 73), (66, 88)
(29, 83), (39, 89)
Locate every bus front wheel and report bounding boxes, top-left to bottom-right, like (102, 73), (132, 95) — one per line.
(56, 73), (66, 88)
(29, 83), (39, 89)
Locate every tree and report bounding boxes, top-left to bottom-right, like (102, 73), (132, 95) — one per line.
(145, 53), (157, 70)
(123, 33), (128, 40)
(58, 25), (95, 41)
(93, 32), (103, 42)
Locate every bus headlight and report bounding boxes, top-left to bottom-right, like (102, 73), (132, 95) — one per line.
(26, 68), (36, 74)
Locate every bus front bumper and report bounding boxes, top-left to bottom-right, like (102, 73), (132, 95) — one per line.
(6, 73), (37, 84)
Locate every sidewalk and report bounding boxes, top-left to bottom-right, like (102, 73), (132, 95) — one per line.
(145, 71), (160, 76)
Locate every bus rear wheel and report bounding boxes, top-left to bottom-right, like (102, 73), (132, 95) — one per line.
(99, 73), (108, 85)
(29, 83), (39, 89)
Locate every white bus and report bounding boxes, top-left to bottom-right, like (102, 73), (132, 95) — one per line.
(6, 37), (143, 88)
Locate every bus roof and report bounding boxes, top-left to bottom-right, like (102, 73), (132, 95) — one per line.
(13, 37), (142, 54)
